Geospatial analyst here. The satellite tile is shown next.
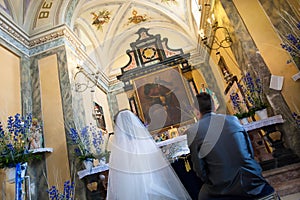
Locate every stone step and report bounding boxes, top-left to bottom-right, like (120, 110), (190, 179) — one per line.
(275, 177), (300, 197)
(281, 192), (300, 200)
(262, 162), (300, 197)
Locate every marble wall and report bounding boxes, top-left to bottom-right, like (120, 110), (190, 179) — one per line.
(219, 0), (300, 157)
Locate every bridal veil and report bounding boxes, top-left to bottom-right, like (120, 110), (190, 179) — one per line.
(107, 110), (191, 200)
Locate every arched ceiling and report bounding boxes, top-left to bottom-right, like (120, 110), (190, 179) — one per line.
(0, 0), (201, 79)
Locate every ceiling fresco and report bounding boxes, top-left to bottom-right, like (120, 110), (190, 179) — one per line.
(0, 0), (202, 79)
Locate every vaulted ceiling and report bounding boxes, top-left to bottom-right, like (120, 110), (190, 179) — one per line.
(0, 0), (203, 79)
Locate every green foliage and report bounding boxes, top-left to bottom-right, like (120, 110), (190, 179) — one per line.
(234, 112), (250, 119)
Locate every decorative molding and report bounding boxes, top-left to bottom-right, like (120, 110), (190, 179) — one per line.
(0, 12), (111, 90)
(29, 27), (64, 47)
(0, 13), (30, 47)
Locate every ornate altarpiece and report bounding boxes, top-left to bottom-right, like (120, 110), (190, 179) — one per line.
(117, 28), (195, 134)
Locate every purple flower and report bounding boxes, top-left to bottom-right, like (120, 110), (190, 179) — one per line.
(0, 113), (35, 169)
(47, 180), (74, 200)
(292, 112), (300, 128)
(69, 128), (80, 144)
(230, 92), (241, 113)
(91, 125), (103, 154)
(281, 21), (300, 62)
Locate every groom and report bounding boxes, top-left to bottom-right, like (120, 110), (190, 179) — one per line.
(185, 92), (279, 200)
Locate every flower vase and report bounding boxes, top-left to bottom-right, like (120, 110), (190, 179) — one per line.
(255, 108), (268, 120)
(5, 162), (27, 183)
(6, 167), (16, 183)
(240, 117), (249, 125)
(83, 158), (94, 170)
(99, 157), (107, 165)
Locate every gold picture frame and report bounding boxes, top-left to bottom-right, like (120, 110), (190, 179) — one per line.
(133, 66), (193, 132)
(168, 127), (179, 138)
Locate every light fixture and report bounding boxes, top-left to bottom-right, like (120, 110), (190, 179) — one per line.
(201, 21), (232, 51)
(73, 64), (100, 93)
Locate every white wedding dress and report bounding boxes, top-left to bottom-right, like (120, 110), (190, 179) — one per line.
(107, 110), (191, 200)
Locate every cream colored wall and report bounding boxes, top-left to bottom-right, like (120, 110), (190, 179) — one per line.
(210, 0), (243, 89)
(116, 92), (130, 111)
(191, 69), (205, 91)
(0, 45), (21, 121)
(0, 45), (21, 200)
(38, 54), (70, 191)
(233, 0), (300, 114)
(65, 45), (113, 133)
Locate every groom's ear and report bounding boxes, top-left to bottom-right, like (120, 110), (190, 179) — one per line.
(194, 108), (201, 120)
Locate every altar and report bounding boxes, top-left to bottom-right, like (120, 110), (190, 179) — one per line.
(76, 115), (289, 200)
(155, 115), (285, 165)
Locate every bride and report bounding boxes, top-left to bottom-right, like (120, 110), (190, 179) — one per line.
(107, 109), (191, 200)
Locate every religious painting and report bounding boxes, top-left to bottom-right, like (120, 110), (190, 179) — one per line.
(168, 127), (179, 139)
(93, 102), (106, 130)
(126, 10), (150, 26)
(129, 97), (139, 116)
(91, 9), (111, 31)
(134, 66), (193, 132)
(188, 79), (198, 96)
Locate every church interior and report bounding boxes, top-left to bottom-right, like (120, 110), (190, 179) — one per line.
(0, 0), (299, 199)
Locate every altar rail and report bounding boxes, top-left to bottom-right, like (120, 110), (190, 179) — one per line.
(156, 115), (284, 162)
(77, 115), (285, 178)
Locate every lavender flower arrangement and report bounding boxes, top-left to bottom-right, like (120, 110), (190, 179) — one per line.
(230, 92), (249, 119)
(47, 180), (74, 200)
(292, 112), (300, 129)
(239, 72), (267, 112)
(89, 125), (103, 155)
(279, 11), (300, 69)
(0, 113), (41, 169)
(68, 124), (104, 161)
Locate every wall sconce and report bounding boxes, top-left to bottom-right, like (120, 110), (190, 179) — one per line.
(201, 21), (232, 51)
(74, 65), (100, 92)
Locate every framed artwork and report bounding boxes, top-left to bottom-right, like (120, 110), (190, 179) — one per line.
(218, 55), (233, 83)
(93, 102), (106, 130)
(129, 97), (139, 116)
(133, 66), (193, 132)
(168, 127), (179, 139)
(188, 79), (198, 96)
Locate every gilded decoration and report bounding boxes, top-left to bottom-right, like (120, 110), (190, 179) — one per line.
(126, 10), (150, 26)
(161, 0), (178, 5)
(91, 9), (111, 31)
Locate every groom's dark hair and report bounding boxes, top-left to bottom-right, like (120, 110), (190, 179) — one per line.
(194, 92), (214, 115)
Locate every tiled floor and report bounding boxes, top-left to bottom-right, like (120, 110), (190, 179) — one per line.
(281, 193), (300, 200)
